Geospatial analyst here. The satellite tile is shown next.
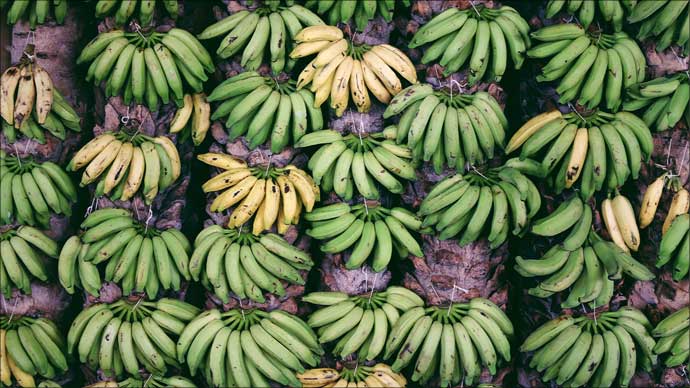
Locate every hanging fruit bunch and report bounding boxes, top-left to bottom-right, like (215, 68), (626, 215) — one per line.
(303, 287), (424, 360)
(190, 227), (312, 303)
(0, 316), (68, 387)
(652, 307), (689, 368)
(658, 213), (689, 281)
(1, 155), (77, 227)
(623, 73), (690, 132)
(77, 28), (213, 108)
(207, 71), (323, 152)
(177, 308), (322, 388)
(528, 24), (645, 110)
(628, 0), (689, 54)
(168, 93), (210, 146)
(3, 0), (67, 27)
(292, 26), (417, 116)
(197, 3), (324, 73)
(545, 0), (631, 31)
(305, 203), (423, 270)
(305, 0), (411, 31)
(94, 0), (179, 25)
(410, 6), (530, 83)
(297, 364), (407, 387)
(198, 153), (319, 231)
(521, 308), (656, 387)
(383, 84), (508, 169)
(0, 225), (58, 296)
(504, 110), (653, 198)
(66, 298), (199, 377)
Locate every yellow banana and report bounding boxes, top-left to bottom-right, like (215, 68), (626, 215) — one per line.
(197, 153), (247, 170)
(0, 330), (11, 386)
(362, 51), (402, 95)
(639, 175), (665, 229)
(295, 25), (343, 42)
(373, 364), (407, 386)
(314, 39), (349, 68)
(202, 168), (252, 192)
(292, 195), (302, 225)
(350, 59), (371, 112)
(361, 60), (391, 103)
(277, 203), (290, 234)
(291, 40), (332, 59)
(253, 200), (267, 235)
(263, 178), (280, 229)
(330, 56), (353, 117)
(276, 175), (297, 224)
(81, 140), (122, 186)
(312, 54), (346, 92)
(297, 368), (340, 386)
(191, 93), (211, 145)
(228, 179), (266, 227)
(370, 45), (417, 83)
(565, 127), (588, 188)
(601, 198), (629, 252)
(70, 134), (117, 170)
(0, 66), (21, 125)
(32, 65), (54, 124)
(612, 194), (640, 251)
(297, 59), (318, 90)
(7, 354), (35, 388)
(121, 146), (145, 201)
(152, 136), (181, 181)
(285, 169), (316, 212)
(663, 188), (690, 234)
(103, 141), (134, 194)
(210, 175), (258, 212)
(380, 44), (417, 81)
(505, 110), (562, 154)
(314, 71), (335, 108)
(13, 66), (35, 129)
(170, 94), (193, 133)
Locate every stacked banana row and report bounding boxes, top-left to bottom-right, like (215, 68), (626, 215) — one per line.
(658, 214), (689, 281)
(652, 307), (689, 367)
(94, 0), (179, 25)
(295, 130), (416, 199)
(297, 364), (407, 388)
(198, 4), (324, 73)
(191, 226), (312, 303)
(206, 72), (323, 152)
(168, 94), (210, 146)
(623, 74), (690, 132)
(411, 6), (530, 83)
(87, 375), (195, 388)
(1, 156), (77, 227)
(528, 25), (645, 110)
(199, 153), (318, 231)
(384, 298), (513, 387)
(545, 0), (630, 30)
(78, 28), (213, 108)
(177, 308), (322, 388)
(306, 0), (410, 31)
(303, 287), (424, 360)
(629, 0), (689, 54)
(305, 202), (424, 270)
(419, 168), (541, 247)
(66, 298), (199, 376)
(58, 208), (192, 298)
(505, 110), (653, 198)
(67, 131), (181, 204)
(292, 26), (417, 115)
(0, 226), (59, 297)
(601, 192), (641, 252)
(3, 0), (67, 26)
(0, 316), (67, 388)
(383, 84), (508, 169)
(521, 308), (656, 387)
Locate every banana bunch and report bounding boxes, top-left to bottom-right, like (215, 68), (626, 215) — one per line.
(294, 130), (416, 199)
(67, 298), (199, 376)
(528, 25), (645, 110)
(304, 287), (424, 360)
(58, 208), (192, 298)
(77, 28), (213, 108)
(3, 0), (67, 26)
(384, 298), (513, 386)
(206, 72), (323, 152)
(86, 375), (196, 388)
(0, 316), (68, 388)
(410, 6), (530, 83)
(199, 153), (319, 231)
(383, 84), (508, 169)
(601, 192), (641, 253)
(505, 109), (653, 198)
(297, 364), (407, 388)
(521, 308), (657, 387)
(0, 226), (58, 297)
(0, 155), (77, 227)
(658, 213), (689, 281)
(305, 0), (411, 31)
(191, 226), (312, 303)
(198, 3), (324, 73)
(545, 0), (631, 30)
(292, 26), (417, 116)
(67, 131), (181, 204)
(94, 0), (179, 26)
(652, 307), (689, 368)
(623, 73), (690, 132)
(168, 93), (210, 146)
(418, 167), (541, 247)
(177, 308), (322, 388)
(629, 0), (689, 54)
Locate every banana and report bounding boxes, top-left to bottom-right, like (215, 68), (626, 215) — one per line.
(612, 193), (641, 251)
(663, 189), (690, 234)
(506, 111), (562, 154)
(602, 197), (630, 252)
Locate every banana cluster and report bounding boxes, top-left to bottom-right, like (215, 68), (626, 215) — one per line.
(1, 155), (77, 227)
(305, 0), (410, 31)
(384, 298), (513, 387)
(505, 110), (653, 198)
(305, 203), (423, 270)
(601, 193), (640, 252)
(0, 316), (67, 388)
(4, 0), (67, 26)
(304, 287), (424, 360)
(58, 208), (192, 298)
(94, 0), (179, 25)
(624, 73), (690, 132)
(528, 25), (645, 110)
(169, 94), (210, 146)
(411, 6), (530, 83)
(199, 153), (318, 231)
(198, 3), (324, 73)
(293, 26), (417, 116)
(207, 72), (323, 152)
(68, 131), (181, 204)
(521, 308), (657, 387)
(658, 214), (689, 281)
(652, 307), (689, 368)
(87, 375), (196, 388)
(178, 308), (322, 388)
(383, 84), (508, 169)
(67, 298), (199, 377)
(545, 0), (630, 30)
(0, 226), (59, 297)
(629, 0), (689, 54)
(191, 226), (312, 303)
(295, 130), (416, 199)
(297, 364), (407, 388)
(419, 168), (540, 247)
(78, 28), (213, 108)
